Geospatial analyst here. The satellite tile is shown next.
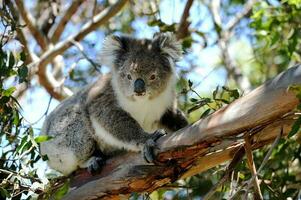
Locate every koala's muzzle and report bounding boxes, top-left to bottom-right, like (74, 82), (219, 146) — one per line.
(134, 78), (145, 95)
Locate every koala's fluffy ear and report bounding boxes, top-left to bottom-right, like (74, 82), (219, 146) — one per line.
(100, 35), (129, 68)
(153, 32), (182, 61)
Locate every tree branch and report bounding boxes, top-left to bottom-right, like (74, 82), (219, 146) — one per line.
(176, 0), (194, 40)
(225, 0), (258, 31)
(50, 0), (86, 43)
(62, 65), (301, 199)
(14, 0), (48, 50)
(210, 0), (258, 91)
(32, 0), (128, 100)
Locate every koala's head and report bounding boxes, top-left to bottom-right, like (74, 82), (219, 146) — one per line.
(100, 32), (182, 100)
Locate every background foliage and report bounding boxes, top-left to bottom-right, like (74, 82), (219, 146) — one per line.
(0, 0), (301, 199)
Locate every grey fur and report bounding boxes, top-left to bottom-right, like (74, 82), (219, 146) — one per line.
(40, 32), (188, 175)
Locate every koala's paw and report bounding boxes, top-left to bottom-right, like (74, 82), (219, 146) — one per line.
(87, 156), (105, 175)
(143, 129), (166, 163)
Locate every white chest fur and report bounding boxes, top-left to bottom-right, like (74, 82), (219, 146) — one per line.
(113, 76), (176, 133)
(121, 91), (173, 132)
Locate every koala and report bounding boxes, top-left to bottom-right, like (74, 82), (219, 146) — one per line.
(40, 32), (188, 176)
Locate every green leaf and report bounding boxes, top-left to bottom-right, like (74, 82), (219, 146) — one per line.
(12, 109), (20, 126)
(18, 65), (28, 83)
(230, 89), (240, 99)
(213, 86), (219, 100)
(215, 98), (230, 104)
(200, 108), (211, 119)
(288, 84), (301, 100)
(34, 135), (53, 143)
(182, 36), (193, 49)
(239, 173), (245, 180)
(20, 51), (26, 61)
(20, 141), (32, 154)
(188, 104), (202, 114)
(15, 135), (28, 154)
(3, 87), (16, 96)
(8, 52), (15, 67)
(190, 98), (198, 102)
(288, 116), (301, 137)
(0, 96), (10, 104)
(54, 180), (70, 199)
(0, 187), (10, 198)
(188, 80), (193, 87)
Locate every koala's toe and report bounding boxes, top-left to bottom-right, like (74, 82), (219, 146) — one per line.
(87, 157), (105, 174)
(143, 139), (156, 163)
(143, 129), (166, 163)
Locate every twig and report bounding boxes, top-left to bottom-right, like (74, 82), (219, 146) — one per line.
(211, 0), (222, 27)
(176, 0), (194, 39)
(225, 0), (258, 31)
(71, 40), (101, 73)
(203, 146), (245, 200)
(0, 168), (41, 183)
(50, 0), (86, 43)
(244, 135), (263, 200)
(57, 60), (79, 87)
(244, 128), (283, 199)
(28, 96), (53, 125)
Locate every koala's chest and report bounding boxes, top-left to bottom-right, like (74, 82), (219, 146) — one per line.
(122, 96), (172, 133)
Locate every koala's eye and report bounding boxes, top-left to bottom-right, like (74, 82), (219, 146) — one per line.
(127, 74), (132, 80)
(149, 74), (156, 80)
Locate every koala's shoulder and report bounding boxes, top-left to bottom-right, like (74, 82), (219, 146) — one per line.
(86, 74), (113, 103)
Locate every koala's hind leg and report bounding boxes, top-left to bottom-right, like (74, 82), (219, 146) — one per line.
(79, 148), (106, 174)
(40, 139), (81, 175)
(40, 127), (96, 175)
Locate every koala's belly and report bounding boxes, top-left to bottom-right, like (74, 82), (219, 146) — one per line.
(90, 117), (141, 153)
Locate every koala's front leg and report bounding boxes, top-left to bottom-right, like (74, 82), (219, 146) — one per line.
(88, 103), (164, 161)
(144, 108), (188, 163)
(160, 108), (188, 132)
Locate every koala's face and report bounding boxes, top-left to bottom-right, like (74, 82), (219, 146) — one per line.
(117, 49), (173, 100)
(101, 33), (182, 100)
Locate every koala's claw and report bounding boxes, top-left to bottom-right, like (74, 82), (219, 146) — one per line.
(143, 129), (166, 163)
(87, 157), (105, 174)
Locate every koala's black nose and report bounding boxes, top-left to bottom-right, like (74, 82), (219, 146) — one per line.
(134, 78), (145, 94)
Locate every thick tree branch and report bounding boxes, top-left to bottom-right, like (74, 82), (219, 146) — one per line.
(62, 65), (301, 199)
(31, 0), (128, 100)
(50, 0), (86, 43)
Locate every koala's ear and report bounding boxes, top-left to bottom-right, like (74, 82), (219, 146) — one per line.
(100, 35), (129, 67)
(153, 32), (182, 61)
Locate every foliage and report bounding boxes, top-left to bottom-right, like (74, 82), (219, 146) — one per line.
(0, 3), (62, 199)
(0, 45), (40, 198)
(0, 0), (301, 199)
(250, 0), (301, 83)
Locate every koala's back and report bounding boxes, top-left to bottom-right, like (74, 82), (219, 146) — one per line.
(42, 86), (89, 138)
(40, 85), (96, 172)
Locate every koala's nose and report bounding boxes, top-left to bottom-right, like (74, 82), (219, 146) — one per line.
(134, 78), (145, 94)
